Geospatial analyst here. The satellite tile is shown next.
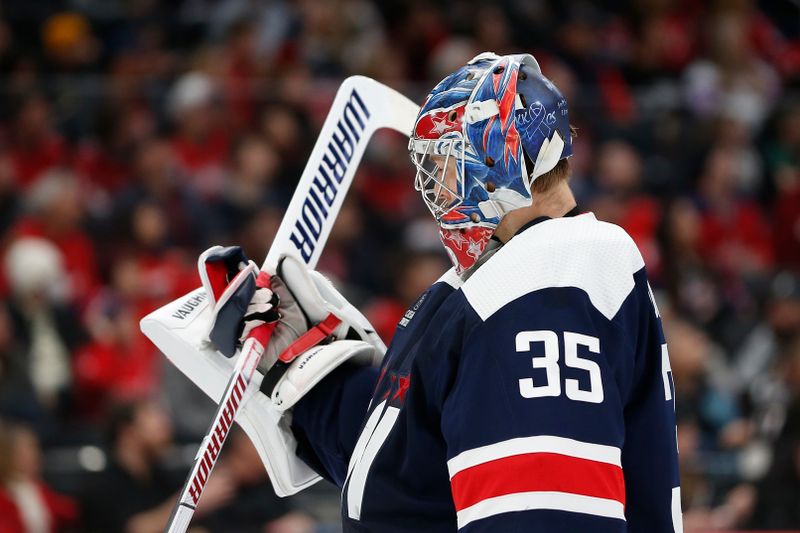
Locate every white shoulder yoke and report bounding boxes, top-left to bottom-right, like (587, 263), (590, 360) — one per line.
(462, 214), (645, 321)
(437, 267), (464, 289)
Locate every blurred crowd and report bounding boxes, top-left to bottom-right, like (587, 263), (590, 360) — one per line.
(0, 0), (799, 531)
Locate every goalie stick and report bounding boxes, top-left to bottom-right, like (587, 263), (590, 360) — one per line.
(140, 76), (419, 533)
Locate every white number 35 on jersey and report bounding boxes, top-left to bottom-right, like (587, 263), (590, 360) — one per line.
(516, 330), (604, 403)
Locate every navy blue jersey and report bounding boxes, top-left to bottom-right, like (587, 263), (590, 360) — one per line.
(291, 213), (682, 532)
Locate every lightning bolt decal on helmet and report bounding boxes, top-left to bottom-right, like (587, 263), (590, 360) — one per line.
(409, 52), (573, 274)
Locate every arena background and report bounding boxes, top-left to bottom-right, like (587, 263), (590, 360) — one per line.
(0, 0), (799, 531)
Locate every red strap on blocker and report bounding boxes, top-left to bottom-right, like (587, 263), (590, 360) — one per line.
(277, 313), (343, 363)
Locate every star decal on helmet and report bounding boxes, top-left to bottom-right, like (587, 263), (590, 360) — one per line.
(466, 239), (484, 259)
(443, 229), (468, 250)
(430, 118), (451, 135)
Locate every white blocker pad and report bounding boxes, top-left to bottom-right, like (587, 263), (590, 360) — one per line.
(140, 289), (320, 496)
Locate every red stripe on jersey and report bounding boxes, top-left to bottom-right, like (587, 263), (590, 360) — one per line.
(450, 452), (625, 511)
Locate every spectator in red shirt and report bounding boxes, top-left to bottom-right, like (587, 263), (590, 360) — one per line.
(220, 19), (261, 132)
(72, 104), (156, 196)
(357, 131), (419, 220)
(168, 72), (230, 199)
(7, 94), (67, 191)
(73, 281), (161, 420)
(773, 169), (800, 271)
(588, 139), (662, 271)
(125, 201), (199, 314)
(98, 198), (194, 306)
(697, 146), (774, 278)
(73, 201), (196, 419)
(0, 420), (78, 533)
(8, 170), (99, 307)
(764, 107), (800, 271)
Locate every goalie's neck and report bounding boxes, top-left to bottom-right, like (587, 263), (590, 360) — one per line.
(493, 181), (577, 244)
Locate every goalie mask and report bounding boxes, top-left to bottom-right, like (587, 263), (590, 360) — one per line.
(409, 52), (573, 274)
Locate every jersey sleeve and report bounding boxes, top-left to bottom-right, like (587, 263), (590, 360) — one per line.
(441, 268), (681, 532)
(620, 268), (683, 532)
(290, 363), (380, 486)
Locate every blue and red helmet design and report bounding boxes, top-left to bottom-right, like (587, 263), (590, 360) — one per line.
(409, 52), (573, 274)
(411, 54), (494, 154)
(413, 54), (495, 140)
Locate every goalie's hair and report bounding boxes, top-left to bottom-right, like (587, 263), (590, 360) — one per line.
(532, 158), (571, 194)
